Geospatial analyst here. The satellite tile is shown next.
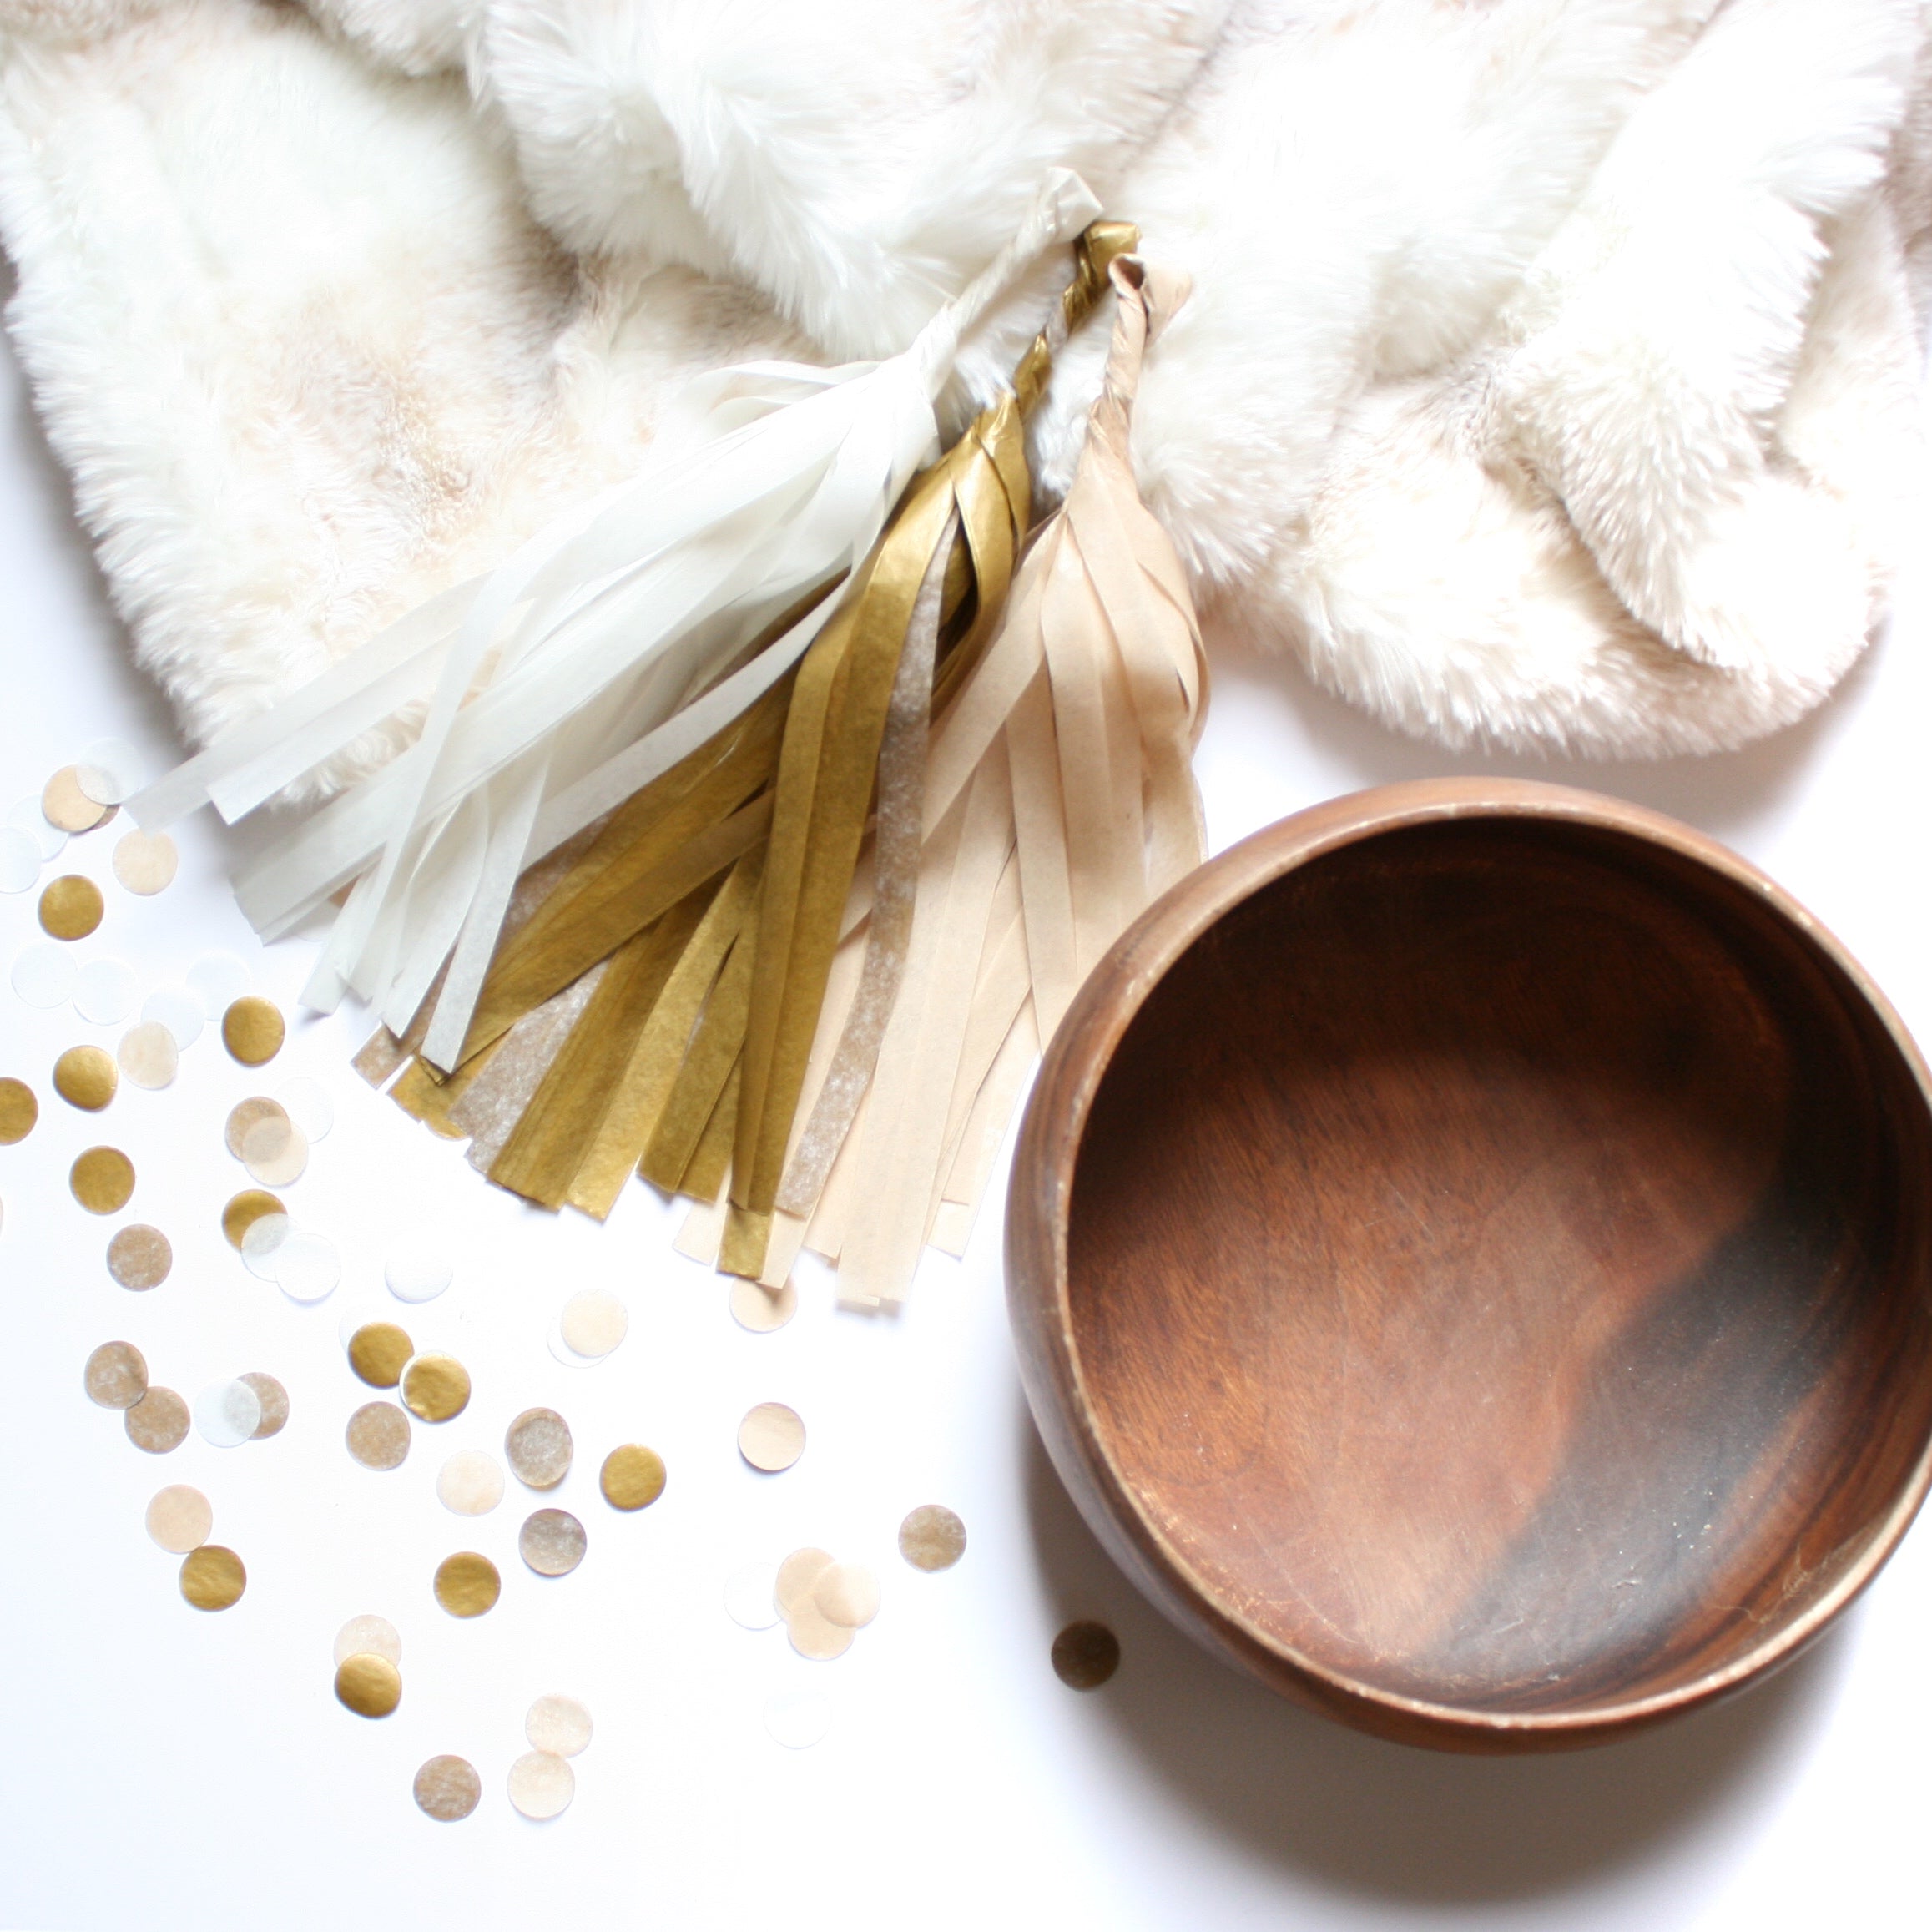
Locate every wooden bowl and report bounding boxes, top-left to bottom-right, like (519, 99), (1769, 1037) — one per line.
(1008, 779), (1932, 1752)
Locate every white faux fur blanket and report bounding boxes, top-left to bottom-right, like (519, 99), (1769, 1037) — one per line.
(0, 0), (1927, 768)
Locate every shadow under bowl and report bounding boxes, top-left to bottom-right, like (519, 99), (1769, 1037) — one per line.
(1007, 780), (1932, 1752)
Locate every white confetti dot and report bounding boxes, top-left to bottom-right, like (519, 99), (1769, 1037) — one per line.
(274, 1230), (340, 1304)
(12, 942), (75, 1008)
(73, 957), (139, 1026)
(76, 739), (142, 805)
(141, 986), (204, 1050)
(724, 1562), (782, 1632)
(277, 1077), (334, 1141)
(240, 1212), (291, 1281)
(194, 1378), (263, 1449)
(0, 826), (42, 894)
(764, 1689), (833, 1749)
(185, 952), (250, 1017)
(7, 797), (66, 860)
(385, 1243), (452, 1304)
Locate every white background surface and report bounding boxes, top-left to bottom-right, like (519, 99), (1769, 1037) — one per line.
(1, 307), (1929, 1932)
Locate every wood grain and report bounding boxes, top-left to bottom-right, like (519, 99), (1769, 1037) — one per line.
(1007, 780), (1932, 1751)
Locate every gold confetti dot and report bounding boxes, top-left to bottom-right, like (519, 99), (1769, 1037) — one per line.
(729, 1275), (798, 1333)
(144, 1484), (211, 1553)
(221, 1189), (284, 1249)
(111, 830), (176, 895)
(224, 1097), (288, 1159)
(737, 1401), (805, 1472)
(346, 1400), (411, 1471)
(898, 1504), (967, 1573)
(507, 1751), (573, 1821)
(434, 1551), (500, 1618)
(333, 1615), (401, 1668)
(1051, 1621), (1120, 1691)
(41, 768), (107, 834)
(401, 1354), (470, 1423)
(787, 1601), (855, 1662)
(519, 1509), (587, 1577)
(525, 1694), (593, 1758)
(107, 1225), (172, 1291)
(53, 1045), (117, 1112)
(180, 1545), (246, 1612)
(84, 1339), (148, 1409)
(505, 1407), (573, 1489)
(221, 996), (285, 1067)
(38, 874), (103, 941)
(335, 1652), (402, 1718)
(124, 1386), (189, 1454)
(814, 1563), (880, 1630)
(239, 1371), (289, 1439)
(414, 1755), (481, 1823)
(348, 1322), (413, 1389)
(0, 1078), (37, 1144)
(599, 1444), (665, 1512)
(117, 1021), (178, 1090)
(70, 1146), (134, 1214)
(774, 1548), (835, 1619)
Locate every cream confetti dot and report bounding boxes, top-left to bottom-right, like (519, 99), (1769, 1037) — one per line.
(558, 1289), (628, 1359)
(185, 952), (250, 1016)
(786, 1601), (855, 1662)
(507, 1750), (573, 1821)
(519, 1509), (587, 1578)
(385, 1243), (452, 1304)
(525, 1695), (593, 1758)
(71, 1145), (134, 1213)
(117, 1021), (178, 1090)
(0, 825), (42, 893)
(8, 795), (66, 860)
(112, 830), (176, 895)
(774, 1548), (835, 1620)
(53, 1045), (117, 1111)
(42, 767), (107, 834)
(85, 1339), (148, 1409)
(277, 1077), (333, 1141)
(179, 1545), (245, 1611)
(898, 1504), (968, 1572)
(195, 1378), (263, 1449)
(433, 1551), (499, 1618)
(73, 958), (137, 1025)
(124, 1386), (189, 1454)
(738, 1402), (805, 1473)
(724, 1562), (781, 1632)
(242, 1117), (308, 1187)
(224, 1096), (288, 1159)
(39, 874), (103, 940)
(272, 1229), (339, 1303)
(414, 1755), (482, 1823)
(222, 996), (285, 1067)
(145, 1484), (211, 1554)
(107, 1224), (172, 1291)
(76, 739), (141, 806)
(239, 1371), (289, 1438)
(436, 1450), (504, 1517)
(505, 1408), (572, 1489)
(333, 1614), (401, 1668)
(345, 1401), (411, 1471)
(814, 1563), (880, 1630)
(729, 1275), (798, 1333)
(335, 1652), (402, 1719)
(240, 1212), (290, 1280)
(764, 1689), (833, 1750)
(142, 986), (203, 1051)
(12, 942), (76, 1008)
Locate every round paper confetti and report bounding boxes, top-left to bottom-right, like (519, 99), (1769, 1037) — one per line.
(239, 1371), (289, 1438)
(1051, 1621), (1121, 1691)
(222, 996), (285, 1067)
(194, 1379), (262, 1448)
(12, 943), (75, 1009)
(71, 1146), (134, 1213)
(525, 1695), (593, 1758)
(77, 739), (141, 806)
(774, 1549), (835, 1620)
(505, 1408), (573, 1489)
(277, 1077), (333, 1141)
(599, 1445), (665, 1512)
(401, 1354), (471, 1423)
(242, 1117), (307, 1187)
(729, 1275), (798, 1333)
(185, 952), (249, 1016)
(8, 795), (66, 859)
(222, 1188), (285, 1250)
(520, 1509), (587, 1578)
(559, 1289), (628, 1359)
(124, 1387), (189, 1454)
(385, 1243), (452, 1304)
(335, 1652), (402, 1718)
(145, 1485), (211, 1554)
(507, 1751), (573, 1822)
(814, 1563), (880, 1630)
(434, 1552), (500, 1618)
(414, 1755), (482, 1823)
(738, 1402), (805, 1473)
(436, 1450), (504, 1517)
(53, 1045), (117, 1112)
(112, 830), (177, 895)
(0, 1078), (38, 1144)
(764, 1689), (833, 1750)
(346, 1401), (411, 1471)
(142, 986), (204, 1051)
(224, 1097), (288, 1159)
(42, 768), (107, 833)
(73, 958), (138, 1025)
(348, 1322), (413, 1389)
(272, 1230), (340, 1304)
(724, 1562), (781, 1631)
(333, 1615), (401, 1668)
(899, 1505), (967, 1572)
(786, 1601), (855, 1662)
(0, 825), (42, 893)
(39, 875), (103, 941)
(85, 1339), (148, 1409)
(240, 1213), (290, 1280)
(117, 1021), (178, 1089)
(180, 1545), (246, 1612)
(107, 1224), (172, 1291)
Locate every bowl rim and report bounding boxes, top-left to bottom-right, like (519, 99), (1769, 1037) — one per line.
(1007, 777), (1932, 1749)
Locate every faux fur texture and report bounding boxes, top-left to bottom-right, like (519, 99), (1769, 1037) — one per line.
(0, 0), (1927, 766)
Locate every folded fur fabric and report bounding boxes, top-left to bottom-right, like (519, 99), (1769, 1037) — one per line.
(2, 0), (1929, 766)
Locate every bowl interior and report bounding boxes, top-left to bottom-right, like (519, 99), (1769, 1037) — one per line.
(1067, 815), (1932, 1722)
